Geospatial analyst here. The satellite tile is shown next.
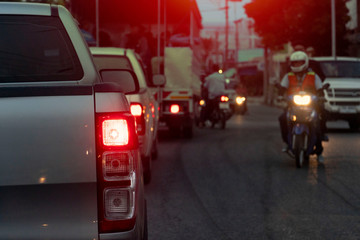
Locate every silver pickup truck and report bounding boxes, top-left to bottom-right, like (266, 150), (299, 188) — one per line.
(0, 2), (147, 240)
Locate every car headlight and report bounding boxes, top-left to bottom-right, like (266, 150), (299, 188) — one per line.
(236, 96), (246, 105)
(293, 95), (311, 106)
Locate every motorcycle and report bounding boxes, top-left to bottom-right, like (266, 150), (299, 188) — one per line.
(277, 83), (330, 168)
(199, 95), (231, 129)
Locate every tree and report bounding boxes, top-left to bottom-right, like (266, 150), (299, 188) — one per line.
(244, 0), (351, 56)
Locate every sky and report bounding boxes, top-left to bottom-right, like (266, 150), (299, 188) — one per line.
(196, 0), (252, 26)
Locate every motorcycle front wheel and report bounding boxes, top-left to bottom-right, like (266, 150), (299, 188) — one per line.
(293, 134), (305, 168)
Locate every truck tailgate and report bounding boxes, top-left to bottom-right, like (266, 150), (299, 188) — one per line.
(0, 90), (98, 239)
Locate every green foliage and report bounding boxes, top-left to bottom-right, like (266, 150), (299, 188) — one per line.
(244, 0), (351, 56)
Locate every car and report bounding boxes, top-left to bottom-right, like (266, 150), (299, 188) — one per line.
(311, 56), (360, 130)
(91, 47), (165, 183)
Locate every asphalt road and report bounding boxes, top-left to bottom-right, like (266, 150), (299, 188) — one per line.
(145, 102), (360, 240)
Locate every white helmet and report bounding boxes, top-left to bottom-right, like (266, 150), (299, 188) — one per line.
(290, 51), (309, 73)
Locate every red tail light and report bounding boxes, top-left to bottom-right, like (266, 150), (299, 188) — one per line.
(170, 104), (180, 114)
(97, 113), (137, 149)
(130, 103), (146, 135)
(96, 112), (138, 233)
(220, 96), (229, 102)
(102, 119), (129, 146)
(130, 103), (142, 117)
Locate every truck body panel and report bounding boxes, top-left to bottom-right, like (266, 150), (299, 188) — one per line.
(0, 3), (147, 240)
(158, 47), (202, 136)
(164, 47), (201, 96)
(312, 57), (360, 129)
(0, 91), (98, 240)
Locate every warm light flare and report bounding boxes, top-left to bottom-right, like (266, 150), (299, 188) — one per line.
(199, 99), (205, 106)
(130, 104), (142, 117)
(39, 177), (46, 184)
(236, 96), (246, 105)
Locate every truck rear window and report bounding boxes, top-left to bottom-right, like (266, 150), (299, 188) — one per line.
(0, 15), (83, 83)
(319, 61), (360, 78)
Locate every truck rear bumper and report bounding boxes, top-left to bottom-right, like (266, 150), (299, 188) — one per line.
(160, 113), (193, 128)
(99, 224), (139, 240)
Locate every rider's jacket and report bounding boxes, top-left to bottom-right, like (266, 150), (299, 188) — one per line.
(287, 71), (316, 95)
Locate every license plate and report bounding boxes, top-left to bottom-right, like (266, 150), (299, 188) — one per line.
(339, 106), (357, 114)
(219, 102), (229, 109)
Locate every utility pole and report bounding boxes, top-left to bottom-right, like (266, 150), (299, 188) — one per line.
(95, 0), (99, 47)
(225, 0), (229, 69)
(157, 0), (161, 74)
(224, 0), (242, 69)
(331, 0), (336, 57)
(234, 18), (242, 62)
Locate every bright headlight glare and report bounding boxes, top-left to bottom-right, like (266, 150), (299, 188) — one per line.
(236, 96), (246, 105)
(293, 95), (311, 106)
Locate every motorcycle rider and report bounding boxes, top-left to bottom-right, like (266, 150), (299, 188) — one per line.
(278, 51), (325, 163)
(200, 65), (226, 126)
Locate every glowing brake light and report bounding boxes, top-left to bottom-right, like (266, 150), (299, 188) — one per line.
(220, 96), (229, 102)
(170, 104), (180, 114)
(96, 112), (138, 233)
(130, 103), (142, 117)
(102, 119), (129, 146)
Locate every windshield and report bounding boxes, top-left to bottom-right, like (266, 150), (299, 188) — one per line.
(319, 60), (360, 78)
(0, 15), (83, 83)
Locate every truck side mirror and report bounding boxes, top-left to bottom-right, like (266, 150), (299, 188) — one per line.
(100, 69), (140, 94)
(152, 74), (166, 87)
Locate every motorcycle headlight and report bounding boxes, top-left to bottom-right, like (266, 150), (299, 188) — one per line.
(236, 96), (246, 105)
(293, 95), (311, 106)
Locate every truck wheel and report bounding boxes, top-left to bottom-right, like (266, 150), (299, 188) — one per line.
(151, 137), (158, 160)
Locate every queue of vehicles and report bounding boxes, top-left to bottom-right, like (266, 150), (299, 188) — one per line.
(4, 2), (360, 240)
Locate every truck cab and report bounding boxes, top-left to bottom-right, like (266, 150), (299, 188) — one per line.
(312, 57), (360, 130)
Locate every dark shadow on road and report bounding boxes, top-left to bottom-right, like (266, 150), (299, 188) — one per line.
(327, 128), (359, 134)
